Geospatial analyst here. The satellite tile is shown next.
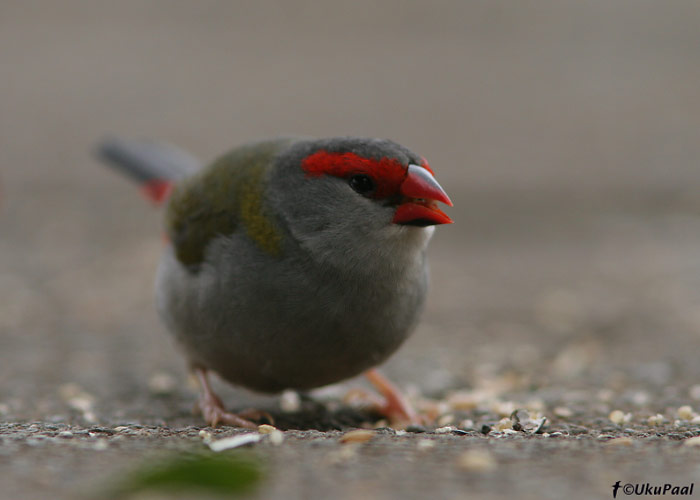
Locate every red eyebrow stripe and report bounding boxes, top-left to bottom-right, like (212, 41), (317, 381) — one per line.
(302, 151), (407, 198)
(420, 156), (434, 175)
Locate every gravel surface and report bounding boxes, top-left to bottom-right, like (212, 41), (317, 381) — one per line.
(2, 2), (700, 499)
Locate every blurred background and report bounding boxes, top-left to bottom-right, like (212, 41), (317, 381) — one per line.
(3, 0), (700, 409)
(1, 1), (700, 497)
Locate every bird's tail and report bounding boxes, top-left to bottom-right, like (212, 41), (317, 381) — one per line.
(96, 137), (201, 205)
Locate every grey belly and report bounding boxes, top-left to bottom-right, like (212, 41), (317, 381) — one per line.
(174, 285), (420, 393)
(155, 247), (426, 393)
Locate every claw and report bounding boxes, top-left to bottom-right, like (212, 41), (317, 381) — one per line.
(237, 408), (275, 426)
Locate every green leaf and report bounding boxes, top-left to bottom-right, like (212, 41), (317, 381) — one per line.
(111, 451), (263, 498)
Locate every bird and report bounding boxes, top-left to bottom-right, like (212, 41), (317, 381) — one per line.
(98, 136), (453, 428)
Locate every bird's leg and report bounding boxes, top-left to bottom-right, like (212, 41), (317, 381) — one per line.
(193, 367), (258, 429)
(364, 369), (421, 425)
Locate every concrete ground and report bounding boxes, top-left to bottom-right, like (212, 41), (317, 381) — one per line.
(1, 2), (700, 499)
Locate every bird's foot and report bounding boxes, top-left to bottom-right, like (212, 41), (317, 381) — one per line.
(197, 395), (257, 429)
(345, 369), (426, 427)
(193, 367), (272, 428)
(237, 408), (275, 425)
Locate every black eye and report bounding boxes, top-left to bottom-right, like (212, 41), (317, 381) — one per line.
(349, 174), (375, 196)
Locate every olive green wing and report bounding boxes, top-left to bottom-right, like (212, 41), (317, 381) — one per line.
(165, 139), (291, 270)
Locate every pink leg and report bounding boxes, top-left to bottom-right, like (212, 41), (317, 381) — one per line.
(194, 367), (259, 429)
(364, 369), (421, 425)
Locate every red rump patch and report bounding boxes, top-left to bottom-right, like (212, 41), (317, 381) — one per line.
(302, 151), (408, 199)
(141, 179), (174, 205)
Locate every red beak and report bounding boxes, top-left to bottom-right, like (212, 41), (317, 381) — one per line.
(393, 165), (453, 226)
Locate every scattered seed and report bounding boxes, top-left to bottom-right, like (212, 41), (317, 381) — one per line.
(279, 391), (301, 413)
(494, 418), (512, 431)
(678, 406), (695, 421)
(339, 430), (374, 444)
(435, 426), (457, 434)
(647, 414), (665, 427)
(532, 417), (548, 434)
(480, 425), (492, 435)
(208, 433), (261, 452)
(609, 410), (631, 425)
(257, 424), (278, 434)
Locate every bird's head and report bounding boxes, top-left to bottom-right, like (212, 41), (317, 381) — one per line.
(268, 137), (452, 267)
